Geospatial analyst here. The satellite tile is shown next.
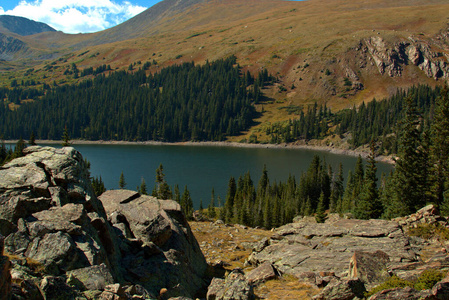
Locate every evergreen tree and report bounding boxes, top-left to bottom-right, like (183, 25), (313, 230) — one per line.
(315, 192), (328, 223)
(155, 164), (172, 199)
(429, 87), (449, 212)
(208, 188), (216, 218)
(139, 177), (148, 195)
(119, 171), (126, 189)
(224, 176), (236, 223)
(62, 125), (71, 146)
(181, 186), (193, 219)
(92, 176), (106, 196)
(354, 142), (382, 219)
(391, 96), (429, 216)
(29, 131), (36, 146)
(173, 184), (181, 203)
(12, 138), (26, 159)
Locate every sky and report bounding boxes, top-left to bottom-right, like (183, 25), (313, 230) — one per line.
(0, 0), (162, 34)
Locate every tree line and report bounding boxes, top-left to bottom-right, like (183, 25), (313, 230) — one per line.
(265, 84), (442, 155)
(212, 87), (449, 226)
(0, 56), (272, 142)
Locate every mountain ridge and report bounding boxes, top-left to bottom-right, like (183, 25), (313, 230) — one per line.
(0, 15), (56, 36)
(0, 0), (448, 129)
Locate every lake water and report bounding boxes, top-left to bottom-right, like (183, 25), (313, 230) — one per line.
(8, 143), (394, 208)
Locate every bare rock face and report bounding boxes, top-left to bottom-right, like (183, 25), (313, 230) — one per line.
(99, 189), (207, 298)
(349, 250), (390, 288)
(207, 269), (254, 300)
(248, 218), (414, 279)
(361, 34), (449, 80)
(0, 147), (121, 281)
(312, 277), (366, 300)
(0, 234), (12, 300)
(0, 146), (207, 299)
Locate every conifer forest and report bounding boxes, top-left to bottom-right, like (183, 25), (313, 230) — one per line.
(1, 56), (449, 228)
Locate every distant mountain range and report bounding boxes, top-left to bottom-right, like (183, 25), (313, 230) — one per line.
(0, 15), (56, 36)
(1, 0), (448, 114)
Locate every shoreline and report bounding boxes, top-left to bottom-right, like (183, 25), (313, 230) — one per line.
(4, 139), (396, 165)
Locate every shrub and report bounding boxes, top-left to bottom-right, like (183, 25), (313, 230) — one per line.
(414, 269), (445, 290)
(408, 223), (449, 241)
(365, 276), (413, 297)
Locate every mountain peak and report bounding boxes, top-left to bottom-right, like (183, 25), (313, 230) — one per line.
(0, 15), (56, 36)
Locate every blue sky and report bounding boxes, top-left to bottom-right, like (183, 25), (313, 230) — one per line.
(0, 0), (162, 33)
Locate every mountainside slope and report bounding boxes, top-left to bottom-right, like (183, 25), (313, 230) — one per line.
(0, 15), (56, 36)
(1, 0), (449, 133)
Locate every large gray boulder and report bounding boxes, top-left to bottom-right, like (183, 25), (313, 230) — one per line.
(207, 269), (254, 300)
(0, 234), (12, 300)
(99, 189), (208, 298)
(248, 218), (417, 279)
(1, 146), (208, 299)
(0, 146), (121, 281)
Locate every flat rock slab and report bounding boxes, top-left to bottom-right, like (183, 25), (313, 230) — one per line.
(249, 217), (419, 279)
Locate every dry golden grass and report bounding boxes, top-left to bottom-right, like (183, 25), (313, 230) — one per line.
(190, 221), (321, 299)
(255, 275), (320, 300)
(190, 221), (272, 270)
(2, 0), (449, 140)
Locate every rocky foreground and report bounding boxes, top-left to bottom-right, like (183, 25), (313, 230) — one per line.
(1, 146), (449, 299)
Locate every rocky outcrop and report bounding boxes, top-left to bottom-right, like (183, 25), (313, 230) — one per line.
(247, 218), (414, 279)
(0, 146), (207, 299)
(312, 278), (366, 300)
(207, 268), (254, 300)
(361, 34), (449, 80)
(0, 234), (12, 300)
(99, 189), (208, 298)
(349, 250), (390, 288)
(0, 33), (28, 61)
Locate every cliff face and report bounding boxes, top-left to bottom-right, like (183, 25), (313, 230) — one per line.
(359, 32), (449, 80)
(0, 146), (207, 299)
(0, 33), (28, 61)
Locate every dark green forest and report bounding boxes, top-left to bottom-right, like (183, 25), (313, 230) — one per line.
(0, 56), (271, 142)
(215, 87), (449, 227)
(267, 85), (442, 155)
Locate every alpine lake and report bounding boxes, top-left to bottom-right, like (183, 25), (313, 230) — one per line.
(10, 143), (394, 209)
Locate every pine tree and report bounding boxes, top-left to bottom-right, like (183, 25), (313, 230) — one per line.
(173, 184), (181, 203)
(62, 125), (71, 146)
(92, 176), (106, 196)
(391, 96), (429, 216)
(354, 142), (382, 219)
(208, 188), (216, 218)
(315, 192), (328, 223)
(29, 131), (36, 146)
(429, 87), (449, 212)
(139, 177), (148, 195)
(155, 164), (172, 199)
(181, 186), (193, 219)
(119, 171), (126, 189)
(224, 176), (236, 223)
(12, 138), (26, 159)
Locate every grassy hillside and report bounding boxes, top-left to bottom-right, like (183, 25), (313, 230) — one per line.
(1, 0), (448, 142)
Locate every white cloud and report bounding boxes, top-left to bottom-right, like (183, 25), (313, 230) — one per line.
(2, 0), (147, 34)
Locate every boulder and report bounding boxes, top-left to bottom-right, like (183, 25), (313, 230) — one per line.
(349, 250), (390, 287)
(312, 278), (366, 300)
(0, 146), (208, 299)
(99, 190), (207, 298)
(207, 269), (254, 300)
(67, 263), (114, 291)
(40, 276), (80, 300)
(0, 234), (12, 300)
(367, 286), (432, 300)
(245, 262), (277, 285)
(431, 272), (449, 300)
(0, 146), (121, 283)
(248, 218), (416, 279)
